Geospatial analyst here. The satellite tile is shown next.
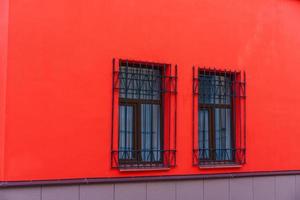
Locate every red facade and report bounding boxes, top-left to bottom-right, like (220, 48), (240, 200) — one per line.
(1, 0), (300, 182)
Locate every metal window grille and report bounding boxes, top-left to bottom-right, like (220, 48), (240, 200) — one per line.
(111, 59), (177, 169)
(192, 67), (246, 166)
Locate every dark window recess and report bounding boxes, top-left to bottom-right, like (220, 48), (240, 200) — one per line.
(112, 59), (177, 169)
(192, 67), (246, 166)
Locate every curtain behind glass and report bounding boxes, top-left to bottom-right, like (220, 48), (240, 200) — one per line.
(198, 109), (209, 159)
(215, 108), (232, 160)
(141, 104), (161, 162)
(119, 105), (134, 160)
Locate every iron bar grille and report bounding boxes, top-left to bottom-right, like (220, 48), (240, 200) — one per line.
(111, 59), (177, 169)
(192, 67), (246, 166)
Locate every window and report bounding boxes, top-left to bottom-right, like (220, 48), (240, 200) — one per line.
(193, 68), (246, 166)
(112, 59), (177, 169)
(118, 66), (162, 163)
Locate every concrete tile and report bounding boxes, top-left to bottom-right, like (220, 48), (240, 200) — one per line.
(204, 179), (229, 200)
(147, 182), (176, 200)
(176, 180), (204, 200)
(80, 184), (113, 200)
(115, 183), (146, 200)
(253, 177), (275, 200)
(42, 185), (79, 200)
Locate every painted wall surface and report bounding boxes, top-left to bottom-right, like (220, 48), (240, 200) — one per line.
(0, 0), (9, 181)
(1, 0), (300, 181)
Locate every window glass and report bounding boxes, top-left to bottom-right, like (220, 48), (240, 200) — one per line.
(141, 104), (161, 162)
(198, 72), (234, 163)
(119, 105), (134, 160)
(118, 65), (162, 164)
(119, 67), (161, 100)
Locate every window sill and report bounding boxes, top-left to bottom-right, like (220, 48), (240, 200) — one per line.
(198, 164), (242, 169)
(119, 167), (171, 172)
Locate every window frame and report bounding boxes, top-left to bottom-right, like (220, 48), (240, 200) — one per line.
(198, 73), (235, 162)
(193, 67), (246, 167)
(111, 59), (177, 170)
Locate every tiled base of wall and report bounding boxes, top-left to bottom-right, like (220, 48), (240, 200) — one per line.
(1, 175), (299, 200)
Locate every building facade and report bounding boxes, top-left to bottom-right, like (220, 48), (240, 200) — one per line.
(1, 0), (300, 199)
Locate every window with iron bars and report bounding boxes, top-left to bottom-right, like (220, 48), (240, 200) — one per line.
(193, 67), (246, 166)
(111, 59), (177, 169)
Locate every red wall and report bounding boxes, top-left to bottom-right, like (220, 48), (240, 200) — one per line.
(0, 0), (9, 181)
(1, 0), (300, 181)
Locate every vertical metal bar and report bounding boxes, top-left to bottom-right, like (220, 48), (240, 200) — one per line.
(150, 64), (154, 163)
(134, 103), (138, 165)
(201, 70), (204, 151)
(230, 71), (237, 160)
(244, 71), (247, 163)
(138, 63), (142, 162)
(157, 67), (160, 164)
(168, 64), (172, 166)
(238, 71), (242, 163)
(124, 60), (128, 160)
(202, 67), (206, 164)
(192, 66), (195, 155)
(174, 64), (178, 166)
(233, 71), (237, 163)
(157, 65), (161, 164)
(111, 58), (115, 168)
(212, 68), (216, 161)
(227, 75), (230, 161)
(224, 69), (227, 161)
(162, 64), (166, 165)
(237, 71), (241, 152)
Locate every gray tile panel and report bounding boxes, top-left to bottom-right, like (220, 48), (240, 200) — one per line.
(176, 180), (204, 200)
(115, 183), (146, 200)
(147, 182), (176, 200)
(204, 179), (229, 200)
(294, 175), (300, 200)
(80, 184), (113, 200)
(229, 178), (253, 200)
(2, 175), (300, 200)
(0, 187), (41, 200)
(275, 176), (295, 200)
(253, 176), (275, 200)
(41, 185), (79, 200)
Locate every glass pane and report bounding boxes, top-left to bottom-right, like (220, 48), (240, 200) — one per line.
(215, 75), (231, 104)
(199, 75), (214, 104)
(215, 108), (232, 161)
(119, 66), (161, 100)
(141, 104), (161, 162)
(199, 74), (231, 105)
(119, 105), (134, 160)
(198, 109), (210, 159)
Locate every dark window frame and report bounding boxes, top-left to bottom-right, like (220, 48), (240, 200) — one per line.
(111, 59), (177, 170)
(198, 71), (235, 162)
(193, 67), (246, 166)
